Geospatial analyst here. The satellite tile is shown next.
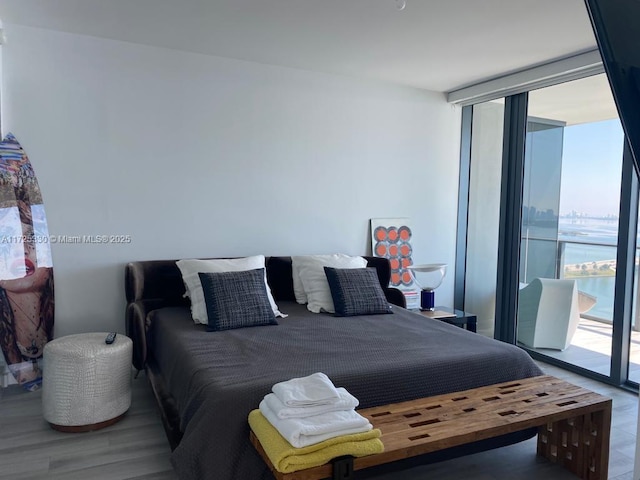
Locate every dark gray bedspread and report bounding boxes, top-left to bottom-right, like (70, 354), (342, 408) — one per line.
(148, 302), (542, 480)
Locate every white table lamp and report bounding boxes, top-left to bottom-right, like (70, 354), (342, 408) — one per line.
(408, 264), (447, 311)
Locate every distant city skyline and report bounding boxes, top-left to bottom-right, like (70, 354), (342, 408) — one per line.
(560, 211), (619, 220)
(521, 205), (619, 224)
(558, 118), (624, 217)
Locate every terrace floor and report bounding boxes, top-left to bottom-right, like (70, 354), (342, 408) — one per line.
(524, 317), (640, 382)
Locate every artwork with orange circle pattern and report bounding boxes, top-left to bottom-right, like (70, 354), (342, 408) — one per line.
(370, 218), (415, 290)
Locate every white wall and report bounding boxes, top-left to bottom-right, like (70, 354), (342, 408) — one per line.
(1, 25), (461, 336)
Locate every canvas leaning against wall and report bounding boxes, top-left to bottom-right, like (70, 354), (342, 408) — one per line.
(370, 217), (419, 309)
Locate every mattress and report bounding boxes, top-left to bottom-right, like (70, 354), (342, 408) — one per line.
(148, 301), (542, 480)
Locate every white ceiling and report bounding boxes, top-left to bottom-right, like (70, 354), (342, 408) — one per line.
(528, 74), (618, 126)
(0, 0), (598, 93)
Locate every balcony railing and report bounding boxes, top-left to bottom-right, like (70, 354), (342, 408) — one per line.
(521, 236), (640, 327)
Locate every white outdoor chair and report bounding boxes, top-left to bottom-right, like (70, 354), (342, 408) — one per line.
(517, 278), (580, 351)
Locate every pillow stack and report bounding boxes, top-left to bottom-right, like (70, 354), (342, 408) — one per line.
(249, 372), (383, 474)
(176, 255), (286, 331)
(292, 254), (393, 316)
(292, 254), (367, 313)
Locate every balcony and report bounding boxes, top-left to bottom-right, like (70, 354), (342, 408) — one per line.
(518, 237), (640, 382)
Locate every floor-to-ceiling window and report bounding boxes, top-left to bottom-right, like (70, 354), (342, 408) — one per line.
(463, 100), (505, 337)
(458, 72), (639, 389)
(516, 74), (624, 377)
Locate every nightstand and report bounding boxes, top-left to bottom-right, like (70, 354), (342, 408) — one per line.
(417, 306), (477, 333)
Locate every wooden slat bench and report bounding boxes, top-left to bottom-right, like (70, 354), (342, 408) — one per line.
(250, 375), (612, 480)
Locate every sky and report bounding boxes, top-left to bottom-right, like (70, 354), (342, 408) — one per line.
(558, 119), (625, 217)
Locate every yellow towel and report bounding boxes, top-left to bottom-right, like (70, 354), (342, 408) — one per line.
(248, 409), (384, 474)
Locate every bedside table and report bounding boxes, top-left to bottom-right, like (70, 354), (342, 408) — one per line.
(416, 307), (477, 333)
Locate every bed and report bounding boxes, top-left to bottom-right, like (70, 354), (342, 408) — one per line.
(125, 256), (543, 480)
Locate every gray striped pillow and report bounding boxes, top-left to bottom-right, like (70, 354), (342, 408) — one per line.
(324, 267), (393, 317)
(199, 269), (278, 331)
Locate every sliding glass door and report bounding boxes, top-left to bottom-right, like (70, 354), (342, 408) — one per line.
(516, 74), (624, 377)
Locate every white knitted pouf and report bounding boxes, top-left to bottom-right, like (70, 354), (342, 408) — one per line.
(42, 333), (132, 432)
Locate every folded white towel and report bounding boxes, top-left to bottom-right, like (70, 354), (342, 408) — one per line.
(272, 372), (340, 407)
(264, 387), (359, 419)
(259, 399), (372, 448)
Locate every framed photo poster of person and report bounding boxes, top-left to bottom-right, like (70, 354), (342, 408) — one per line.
(0, 134), (54, 391)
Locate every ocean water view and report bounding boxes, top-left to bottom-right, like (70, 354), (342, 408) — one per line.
(557, 218), (637, 321)
(572, 276), (615, 321)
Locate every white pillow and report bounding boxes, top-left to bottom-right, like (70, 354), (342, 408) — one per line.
(291, 262), (308, 304)
(292, 254), (367, 304)
(176, 256), (284, 324)
(292, 254), (368, 313)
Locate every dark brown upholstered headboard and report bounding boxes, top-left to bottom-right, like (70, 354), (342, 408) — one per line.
(125, 256), (405, 370)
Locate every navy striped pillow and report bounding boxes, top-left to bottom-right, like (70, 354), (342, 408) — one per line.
(199, 269), (278, 331)
(324, 267), (393, 317)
